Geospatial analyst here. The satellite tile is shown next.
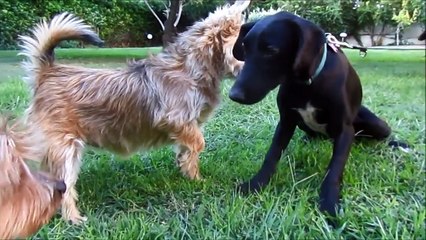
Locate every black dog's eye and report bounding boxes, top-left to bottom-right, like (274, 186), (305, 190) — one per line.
(242, 41), (249, 50)
(260, 44), (279, 57)
(266, 46), (279, 55)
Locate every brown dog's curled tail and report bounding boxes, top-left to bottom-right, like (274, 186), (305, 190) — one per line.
(0, 116), (47, 187)
(18, 12), (104, 89)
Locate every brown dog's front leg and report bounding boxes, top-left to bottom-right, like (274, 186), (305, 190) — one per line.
(173, 123), (205, 180)
(319, 124), (354, 223)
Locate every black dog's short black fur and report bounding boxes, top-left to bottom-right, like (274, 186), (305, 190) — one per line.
(229, 12), (396, 221)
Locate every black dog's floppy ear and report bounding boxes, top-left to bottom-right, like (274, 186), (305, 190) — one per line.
(232, 21), (257, 61)
(290, 18), (326, 79)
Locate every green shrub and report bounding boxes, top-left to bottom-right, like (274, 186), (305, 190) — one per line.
(248, 7), (283, 22)
(0, 0), (160, 49)
(0, 0), (37, 49)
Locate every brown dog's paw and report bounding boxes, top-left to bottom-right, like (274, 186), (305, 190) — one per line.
(67, 215), (88, 225)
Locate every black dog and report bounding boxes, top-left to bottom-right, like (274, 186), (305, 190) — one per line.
(229, 12), (397, 220)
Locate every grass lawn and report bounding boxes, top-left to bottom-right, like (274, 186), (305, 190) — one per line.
(0, 48), (424, 239)
(0, 47), (162, 61)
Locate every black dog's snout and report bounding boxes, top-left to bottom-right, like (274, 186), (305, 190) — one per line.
(229, 87), (246, 103)
(55, 180), (67, 194)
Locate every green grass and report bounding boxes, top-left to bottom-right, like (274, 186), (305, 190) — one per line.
(0, 48), (424, 239)
(0, 47), (162, 82)
(0, 47), (162, 61)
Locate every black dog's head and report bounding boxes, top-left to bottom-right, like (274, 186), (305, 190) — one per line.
(229, 12), (326, 104)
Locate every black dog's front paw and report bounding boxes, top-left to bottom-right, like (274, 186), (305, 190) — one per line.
(319, 186), (341, 227)
(237, 179), (265, 195)
(319, 200), (340, 228)
(319, 197), (339, 217)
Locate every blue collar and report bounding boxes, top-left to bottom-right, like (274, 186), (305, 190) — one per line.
(308, 43), (328, 84)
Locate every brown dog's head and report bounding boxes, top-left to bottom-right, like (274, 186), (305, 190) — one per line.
(171, 0), (251, 78)
(0, 117), (65, 239)
(229, 11), (326, 104)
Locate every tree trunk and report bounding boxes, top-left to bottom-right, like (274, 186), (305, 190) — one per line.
(162, 0), (181, 47)
(377, 23), (387, 46)
(353, 33), (363, 46)
(369, 25), (376, 46)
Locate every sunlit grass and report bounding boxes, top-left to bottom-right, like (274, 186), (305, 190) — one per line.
(0, 48), (424, 239)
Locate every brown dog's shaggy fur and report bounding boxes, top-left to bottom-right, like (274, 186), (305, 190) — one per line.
(0, 116), (66, 239)
(18, 1), (249, 224)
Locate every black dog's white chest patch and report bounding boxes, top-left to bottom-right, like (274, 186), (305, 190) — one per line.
(294, 102), (327, 134)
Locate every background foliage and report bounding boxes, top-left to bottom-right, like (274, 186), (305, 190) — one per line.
(0, 0), (424, 49)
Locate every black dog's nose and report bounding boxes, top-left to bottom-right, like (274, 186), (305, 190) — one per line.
(55, 180), (67, 194)
(229, 87), (246, 103)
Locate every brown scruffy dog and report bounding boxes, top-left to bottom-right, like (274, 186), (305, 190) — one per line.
(0, 116), (66, 239)
(18, 1), (249, 224)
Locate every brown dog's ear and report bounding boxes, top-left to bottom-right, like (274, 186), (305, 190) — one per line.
(290, 18), (326, 79)
(232, 21), (257, 61)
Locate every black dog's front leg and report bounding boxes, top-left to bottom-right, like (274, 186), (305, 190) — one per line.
(239, 119), (296, 194)
(319, 124), (354, 219)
